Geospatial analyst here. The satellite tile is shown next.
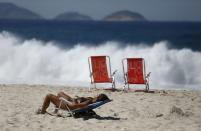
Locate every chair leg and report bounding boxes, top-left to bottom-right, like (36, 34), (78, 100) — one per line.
(89, 83), (92, 91)
(112, 81), (116, 89)
(112, 77), (116, 89)
(145, 83), (149, 92)
(89, 83), (94, 91)
(89, 83), (96, 91)
(123, 84), (127, 91)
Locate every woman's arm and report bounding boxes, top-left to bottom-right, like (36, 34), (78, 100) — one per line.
(67, 99), (92, 110)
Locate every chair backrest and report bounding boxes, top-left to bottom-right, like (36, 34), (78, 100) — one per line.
(90, 56), (111, 83)
(126, 58), (146, 84)
(72, 99), (112, 113)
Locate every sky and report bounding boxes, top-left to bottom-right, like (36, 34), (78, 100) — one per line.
(0, 0), (201, 21)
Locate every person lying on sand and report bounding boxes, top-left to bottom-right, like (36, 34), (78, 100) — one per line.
(37, 92), (110, 114)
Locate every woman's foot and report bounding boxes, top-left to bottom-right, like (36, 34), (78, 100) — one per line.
(36, 108), (46, 114)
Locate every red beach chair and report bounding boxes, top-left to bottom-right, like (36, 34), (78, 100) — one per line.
(88, 56), (117, 90)
(122, 58), (151, 91)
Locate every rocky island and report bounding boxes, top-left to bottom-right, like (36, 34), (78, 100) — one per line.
(54, 12), (92, 21)
(0, 2), (42, 20)
(103, 10), (146, 21)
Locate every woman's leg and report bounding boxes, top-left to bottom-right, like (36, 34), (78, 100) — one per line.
(57, 92), (73, 101)
(53, 92), (74, 113)
(41, 93), (67, 114)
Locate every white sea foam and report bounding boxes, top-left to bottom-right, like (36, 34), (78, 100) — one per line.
(0, 31), (201, 90)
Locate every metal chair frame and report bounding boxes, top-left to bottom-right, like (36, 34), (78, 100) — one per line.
(57, 97), (112, 118)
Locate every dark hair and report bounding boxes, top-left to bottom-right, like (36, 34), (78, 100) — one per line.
(96, 94), (109, 102)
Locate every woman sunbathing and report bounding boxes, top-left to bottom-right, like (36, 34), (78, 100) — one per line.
(37, 92), (110, 114)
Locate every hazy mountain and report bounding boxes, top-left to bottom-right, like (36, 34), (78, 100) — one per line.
(54, 12), (92, 21)
(0, 2), (42, 20)
(103, 10), (146, 21)
(0, 3), (146, 22)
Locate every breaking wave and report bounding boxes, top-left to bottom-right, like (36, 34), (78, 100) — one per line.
(0, 31), (201, 90)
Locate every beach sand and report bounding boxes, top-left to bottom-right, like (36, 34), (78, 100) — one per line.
(0, 84), (201, 131)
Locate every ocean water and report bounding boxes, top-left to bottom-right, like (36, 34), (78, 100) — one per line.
(0, 20), (201, 89)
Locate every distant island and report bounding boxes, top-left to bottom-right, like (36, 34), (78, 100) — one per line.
(0, 2), (42, 20)
(0, 3), (146, 21)
(54, 12), (92, 21)
(103, 10), (146, 21)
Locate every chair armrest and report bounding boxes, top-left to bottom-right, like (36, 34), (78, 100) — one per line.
(145, 72), (151, 78)
(111, 70), (118, 77)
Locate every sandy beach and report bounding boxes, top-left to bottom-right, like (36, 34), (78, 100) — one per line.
(0, 84), (201, 131)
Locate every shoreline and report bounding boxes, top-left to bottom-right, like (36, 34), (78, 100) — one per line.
(1, 83), (201, 91)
